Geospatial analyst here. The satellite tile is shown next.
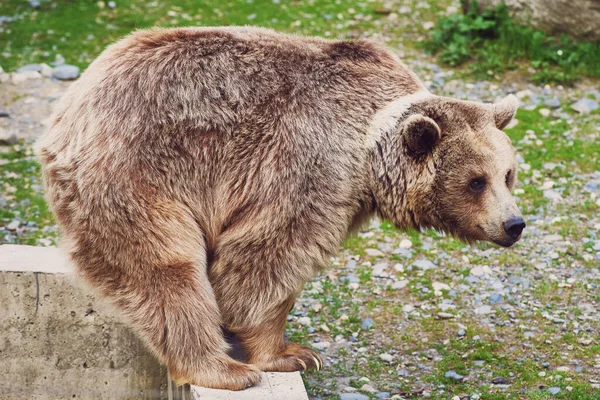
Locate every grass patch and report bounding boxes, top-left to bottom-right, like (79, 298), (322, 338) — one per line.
(423, 1), (600, 85)
(0, 0), (389, 71)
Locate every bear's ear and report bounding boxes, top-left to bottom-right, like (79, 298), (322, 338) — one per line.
(493, 94), (518, 130)
(401, 114), (441, 157)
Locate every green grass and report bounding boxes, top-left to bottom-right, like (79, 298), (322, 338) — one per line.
(0, 0), (390, 71)
(423, 2), (600, 85)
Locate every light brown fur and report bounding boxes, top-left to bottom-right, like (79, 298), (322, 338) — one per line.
(37, 27), (522, 390)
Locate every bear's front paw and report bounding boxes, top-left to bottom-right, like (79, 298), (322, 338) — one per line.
(171, 358), (263, 390)
(255, 343), (324, 372)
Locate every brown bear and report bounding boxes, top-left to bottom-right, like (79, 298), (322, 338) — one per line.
(37, 26), (525, 390)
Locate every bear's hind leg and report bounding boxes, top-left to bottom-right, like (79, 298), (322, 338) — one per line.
(233, 296), (323, 372)
(68, 199), (262, 390)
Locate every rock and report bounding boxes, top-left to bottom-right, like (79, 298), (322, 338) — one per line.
(399, 239), (412, 249)
(379, 353), (394, 363)
(298, 317), (311, 326)
(375, 393), (391, 399)
(457, 329), (466, 337)
(548, 387), (561, 395)
(437, 312), (454, 319)
(539, 108), (551, 118)
(397, 369), (409, 376)
(432, 282), (450, 292)
(444, 370), (464, 381)
(365, 248), (384, 257)
(413, 259), (436, 270)
(475, 305), (493, 315)
(359, 384), (377, 393)
(53, 64), (80, 80)
(17, 64), (42, 73)
(544, 98), (561, 109)
(0, 128), (18, 146)
(544, 234), (563, 243)
(312, 341), (330, 351)
(0, 110), (9, 118)
(11, 71), (42, 84)
(422, 21), (435, 30)
(543, 189), (563, 202)
(488, 293), (503, 304)
(340, 394), (369, 400)
(571, 98), (599, 114)
(470, 266), (491, 276)
(361, 318), (374, 329)
(468, 0), (600, 42)
(7, 220), (20, 230)
(491, 377), (510, 384)
(40, 63), (54, 78)
(391, 280), (408, 290)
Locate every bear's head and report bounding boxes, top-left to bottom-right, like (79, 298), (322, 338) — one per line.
(370, 93), (524, 247)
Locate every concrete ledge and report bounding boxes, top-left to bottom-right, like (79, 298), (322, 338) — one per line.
(191, 372), (308, 400)
(1, 245), (309, 399)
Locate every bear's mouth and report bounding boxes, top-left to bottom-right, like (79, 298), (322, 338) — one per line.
(477, 225), (519, 247)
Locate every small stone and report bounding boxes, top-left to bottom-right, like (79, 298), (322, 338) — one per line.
(107, 0), (116, 7)
(422, 21), (435, 30)
(437, 312), (454, 319)
(379, 353), (394, 363)
(548, 387), (561, 395)
(544, 98), (561, 109)
(393, 263), (404, 272)
(399, 239), (412, 249)
(340, 394), (369, 400)
(413, 259), (436, 270)
(298, 317), (311, 326)
(17, 64), (42, 72)
(488, 293), (503, 304)
(361, 318), (374, 329)
(475, 305), (492, 315)
(0, 128), (18, 145)
(312, 341), (330, 351)
(53, 64), (80, 80)
(491, 377), (510, 385)
(432, 282), (450, 292)
(0, 110), (10, 118)
(40, 63), (54, 77)
(375, 393), (391, 399)
(444, 370), (464, 381)
(392, 280), (408, 290)
(360, 384), (377, 393)
(571, 98), (598, 114)
(397, 369), (409, 377)
(457, 329), (466, 337)
(7, 220), (20, 230)
(11, 71), (42, 84)
(365, 248), (384, 257)
(539, 108), (551, 117)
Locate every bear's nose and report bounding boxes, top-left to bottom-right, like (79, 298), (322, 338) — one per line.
(503, 216), (526, 239)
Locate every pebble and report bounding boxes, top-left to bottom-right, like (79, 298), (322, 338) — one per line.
(571, 98), (598, 114)
(491, 377), (510, 385)
(548, 387), (561, 395)
(399, 239), (412, 248)
(444, 370), (464, 381)
(6, 220), (20, 231)
(413, 259), (436, 270)
(457, 329), (466, 337)
(379, 353), (394, 363)
(391, 280), (408, 290)
(0, 129), (18, 146)
(53, 64), (81, 80)
(544, 98), (561, 109)
(365, 248), (384, 257)
(474, 305), (492, 315)
(488, 293), (503, 304)
(361, 318), (374, 329)
(340, 394), (369, 400)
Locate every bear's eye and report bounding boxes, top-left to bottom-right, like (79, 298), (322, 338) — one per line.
(469, 177), (486, 192)
(505, 170), (512, 187)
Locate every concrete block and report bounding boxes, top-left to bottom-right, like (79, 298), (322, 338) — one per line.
(192, 372), (309, 400)
(0, 245), (308, 400)
(0, 245), (168, 399)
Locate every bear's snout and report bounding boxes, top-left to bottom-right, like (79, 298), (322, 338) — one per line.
(503, 216), (526, 240)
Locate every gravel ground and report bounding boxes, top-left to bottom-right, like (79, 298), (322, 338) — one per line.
(1, 1), (599, 399)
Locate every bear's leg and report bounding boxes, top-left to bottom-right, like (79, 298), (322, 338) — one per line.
(232, 295), (323, 372)
(70, 232), (262, 390)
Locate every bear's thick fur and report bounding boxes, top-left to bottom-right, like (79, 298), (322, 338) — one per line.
(37, 27), (523, 390)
